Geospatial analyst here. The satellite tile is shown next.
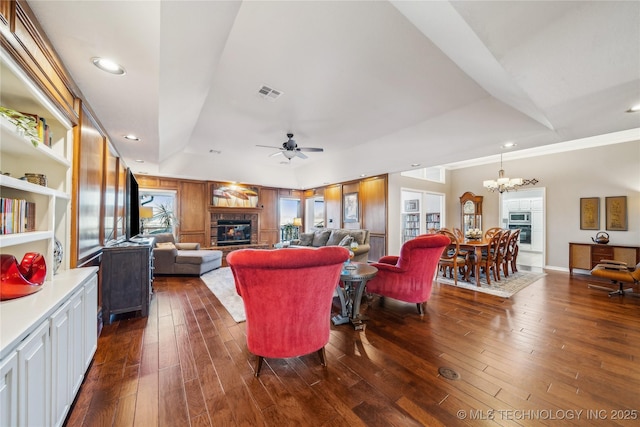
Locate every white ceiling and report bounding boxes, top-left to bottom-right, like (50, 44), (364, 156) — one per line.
(27, 1), (640, 189)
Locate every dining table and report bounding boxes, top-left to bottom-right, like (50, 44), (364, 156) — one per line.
(459, 238), (490, 286)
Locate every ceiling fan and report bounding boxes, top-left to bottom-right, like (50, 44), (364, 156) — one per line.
(257, 133), (324, 161)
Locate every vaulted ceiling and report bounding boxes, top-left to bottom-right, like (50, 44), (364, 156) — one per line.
(28, 1), (640, 188)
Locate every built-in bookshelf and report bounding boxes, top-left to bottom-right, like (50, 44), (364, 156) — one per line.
(426, 212), (441, 231)
(402, 213), (421, 244)
(0, 51), (73, 278)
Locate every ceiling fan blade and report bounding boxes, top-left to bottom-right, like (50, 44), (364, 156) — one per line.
(256, 144), (282, 149)
(269, 151), (284, 157)
(298, 147), (324, 152)
(296, 151), (308, 159)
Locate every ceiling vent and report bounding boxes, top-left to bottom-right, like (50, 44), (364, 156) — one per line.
(258, 85), (283, 101)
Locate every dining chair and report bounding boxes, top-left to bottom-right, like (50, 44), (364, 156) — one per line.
(494, 229), (511, 280)
(436, 229), (471, 285)
(478, 230), (503, 285)
(503, 228), (521, 276)
(452, 227), (465, 243)
(484, 227), (503, 240)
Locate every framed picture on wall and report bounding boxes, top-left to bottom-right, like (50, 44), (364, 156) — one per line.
(343, 192), (359, 223)
(211, 183), (259, 208)
(404, 199), (419, 212)
(606, 196), (627, 231)
(579, 197), (599, 230)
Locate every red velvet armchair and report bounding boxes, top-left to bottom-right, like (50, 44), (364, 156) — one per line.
(366, 234), (449, 315)
(226, 246), (349, 376)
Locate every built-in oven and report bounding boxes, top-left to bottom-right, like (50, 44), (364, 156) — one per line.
(508, 224), (531, 244)
(509, 211), (531, 224)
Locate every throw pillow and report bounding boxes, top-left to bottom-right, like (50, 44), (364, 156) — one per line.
(156, 242), (176, 250)
(311, 229), (332, 247)
(338, 235), (354, 247)
(326, 230), (350, 246)
(299, 232), (314, 246)
(349, 230), (366, 245)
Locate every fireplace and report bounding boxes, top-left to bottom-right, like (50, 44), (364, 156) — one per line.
(217, 219), (252, 246)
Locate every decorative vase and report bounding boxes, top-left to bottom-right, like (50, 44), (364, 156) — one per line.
(1, 253), (46, 300)
(54, 238), (63, 274)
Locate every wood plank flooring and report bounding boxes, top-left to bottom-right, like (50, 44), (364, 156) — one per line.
(65, 269), (640, 426)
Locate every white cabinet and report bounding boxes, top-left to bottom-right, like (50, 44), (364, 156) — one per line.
(0, 51), (73, 279)
(50, 298), (72, 427)
(0, 268), (98, 427)
(17, 320), (50, 427)
(83, 276), (98, 369)
(0, 351), (18, 427)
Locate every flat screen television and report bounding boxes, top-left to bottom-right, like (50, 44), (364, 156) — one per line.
(125, 168), (140, 240)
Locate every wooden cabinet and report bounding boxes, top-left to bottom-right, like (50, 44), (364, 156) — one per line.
(460, 192), (483, 236)
(101, 239), (153, 324)
(569, 242), (640, 274)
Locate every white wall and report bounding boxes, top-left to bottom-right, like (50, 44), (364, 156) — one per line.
(388, 139), (640, 270)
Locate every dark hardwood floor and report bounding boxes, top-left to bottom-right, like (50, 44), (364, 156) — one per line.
(65, 268), (640, 426)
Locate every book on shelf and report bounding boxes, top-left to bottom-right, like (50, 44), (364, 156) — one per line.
(1, 197), (36, 234)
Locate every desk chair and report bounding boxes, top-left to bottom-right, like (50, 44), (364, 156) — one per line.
(589, 260), (640, 297)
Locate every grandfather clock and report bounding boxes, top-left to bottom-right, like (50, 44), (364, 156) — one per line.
(460, 192), (483, 236)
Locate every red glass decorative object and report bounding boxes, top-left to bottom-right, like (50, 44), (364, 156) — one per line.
(1, 253), (47, 301)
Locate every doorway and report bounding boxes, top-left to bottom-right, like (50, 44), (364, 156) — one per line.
(501, 188), (545, 269)
(400, 189), (445, 246)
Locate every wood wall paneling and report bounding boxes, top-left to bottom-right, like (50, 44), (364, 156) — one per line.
(178, 180), (207, 245)
(360, 175), (387, 234)
(324, 185), (342, 229)
(258, 187), (278, 245)
(75, 106), (106, 264)
(116, 160), (126, 240)
(102, 144), (118, 244)
(0, 0), (14, 30)
(2, 0), (78, 123)
(137, 175), (178, 189)
(368, 234), (386, 263)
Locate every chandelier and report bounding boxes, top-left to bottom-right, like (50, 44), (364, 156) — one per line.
(483, 154), (538, 193)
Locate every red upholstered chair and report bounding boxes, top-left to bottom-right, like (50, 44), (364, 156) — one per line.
(365, 234), (449, 315)
(226, 246), (349, 376)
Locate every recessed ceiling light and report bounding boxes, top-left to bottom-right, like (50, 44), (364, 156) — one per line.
(91, 57), (126, 75)
(124, 134), (140, 141)
(411, 163), (421, 167)
(134, 159), (144, 163)
(502, 142), (517, 148)
(627, 104), (640, 113)
(360, 174), (367, 177)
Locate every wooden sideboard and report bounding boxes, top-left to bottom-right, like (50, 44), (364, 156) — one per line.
(569, 242), (640, 274)
(101, 239), (154, 323)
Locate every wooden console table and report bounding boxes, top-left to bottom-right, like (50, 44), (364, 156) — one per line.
(569, 242), (640, 274)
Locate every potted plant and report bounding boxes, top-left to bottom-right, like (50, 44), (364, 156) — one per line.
(151, 203), (178, 234)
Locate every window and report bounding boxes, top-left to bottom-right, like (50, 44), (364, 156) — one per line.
(401, 166), (445, 183)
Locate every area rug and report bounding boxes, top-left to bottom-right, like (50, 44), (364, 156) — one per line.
(436, 270), (546, 298)
(200, 267), (246, 322)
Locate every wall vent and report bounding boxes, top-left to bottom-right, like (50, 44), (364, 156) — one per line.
(258, 85), (283, 101)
